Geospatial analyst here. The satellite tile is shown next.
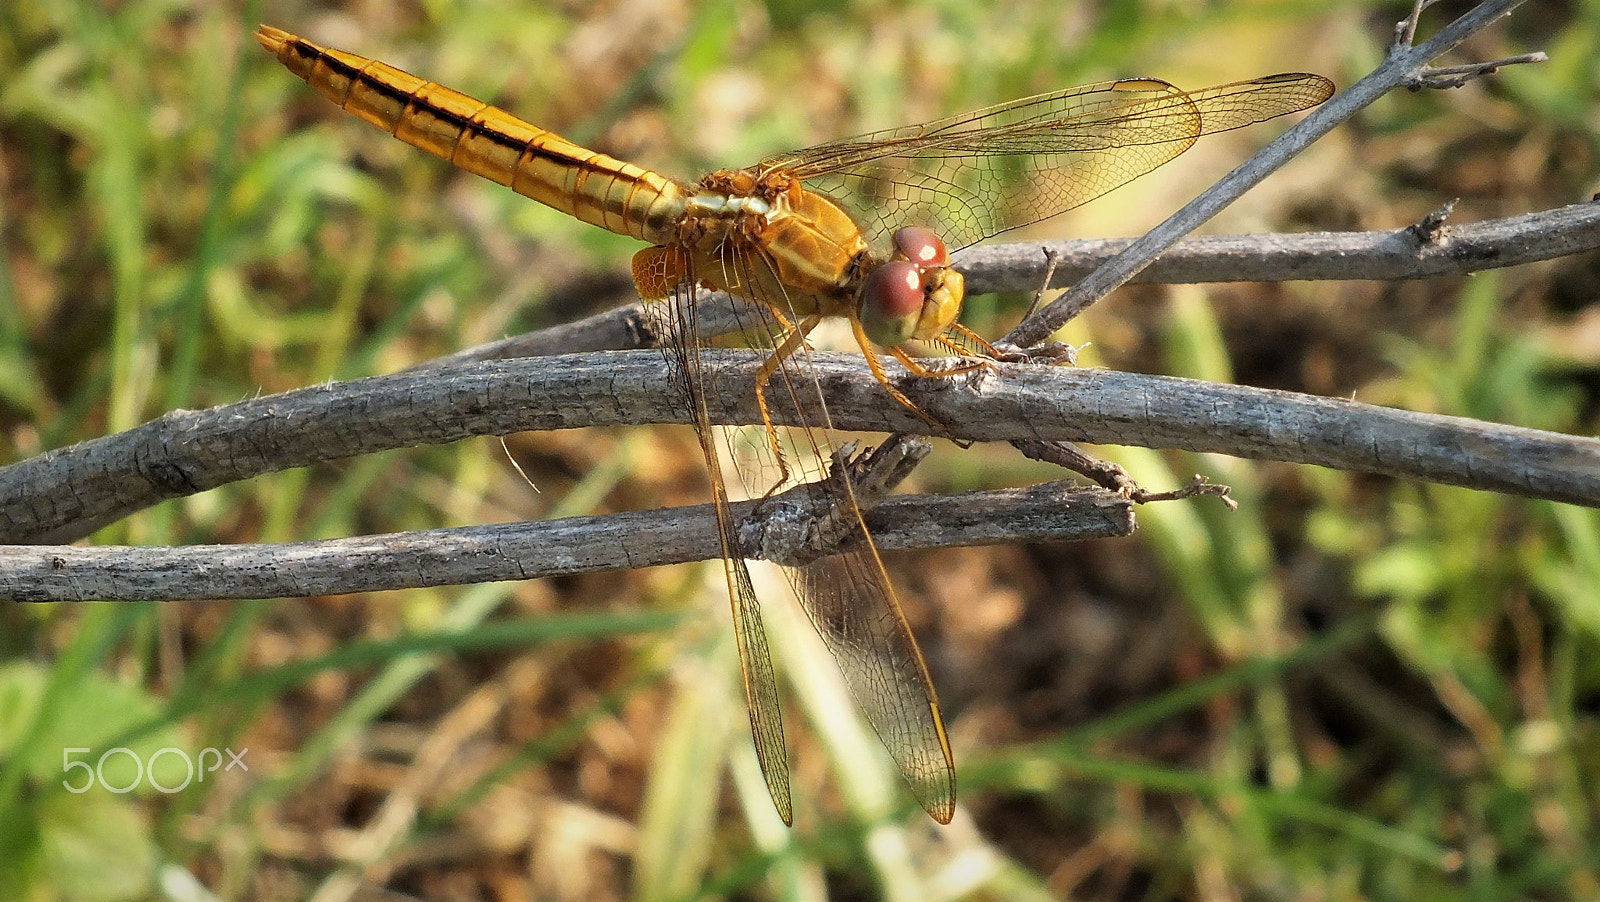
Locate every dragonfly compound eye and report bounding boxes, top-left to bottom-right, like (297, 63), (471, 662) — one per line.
(860, 261), (924, 346)
(892, 226), (948, 267)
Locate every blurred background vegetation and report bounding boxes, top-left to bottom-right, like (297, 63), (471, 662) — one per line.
(1, 0), (1598, 899)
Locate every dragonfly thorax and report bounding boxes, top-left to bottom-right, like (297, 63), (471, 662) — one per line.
(685, 167), (806, 227)
(683, 193), (773, 217)
(675, 168), (872, 321)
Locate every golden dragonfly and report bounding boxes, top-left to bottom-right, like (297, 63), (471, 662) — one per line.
(257, 24), (1332, 824)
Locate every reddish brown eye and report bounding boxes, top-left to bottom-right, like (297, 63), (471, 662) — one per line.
(863, 262), (923, 318)
(860, 261), (924, 346)
(892, 226), (948, 268)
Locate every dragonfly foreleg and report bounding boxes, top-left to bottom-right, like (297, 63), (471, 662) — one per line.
(942, 322), (1004, 360)
(888, 345), (999, 382)
(844, 317), (945, 435)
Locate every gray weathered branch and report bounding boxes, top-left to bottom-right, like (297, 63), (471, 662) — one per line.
(5, 350), (1598, 546)
(962, 203), (1600, 293)
(0, 481), (1134, 602)
(422, 203), (1600, 368)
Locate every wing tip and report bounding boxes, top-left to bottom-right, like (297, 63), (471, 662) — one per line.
(916, 773), (959, 825)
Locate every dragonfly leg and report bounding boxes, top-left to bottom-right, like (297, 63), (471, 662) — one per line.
(845, 318), (945, 434)
(944, 322), (1004, 359)
(884, 346), (984, 449)
(760, 301), (799, 336)
(889, 344), (1000, 380)
(752, 316), (823, 493)
(929, 334), (980, 359)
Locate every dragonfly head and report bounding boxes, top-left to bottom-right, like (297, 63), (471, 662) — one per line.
(858, 227), (965, 347)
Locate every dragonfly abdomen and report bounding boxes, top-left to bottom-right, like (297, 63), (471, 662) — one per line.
(255, 26), (686, 244)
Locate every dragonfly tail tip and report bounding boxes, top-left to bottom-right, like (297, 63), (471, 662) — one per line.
(253, 24), (290, 54)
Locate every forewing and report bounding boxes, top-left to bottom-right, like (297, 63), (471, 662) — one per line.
(643, 262), (793, 826)
(759, 73), (1334, 252)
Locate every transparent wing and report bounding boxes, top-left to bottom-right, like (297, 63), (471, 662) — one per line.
(644, 263), (793, 826)
(793, 547), (956, 822)
(759, 74), (1334, 252)
(710, 242), (958, 823)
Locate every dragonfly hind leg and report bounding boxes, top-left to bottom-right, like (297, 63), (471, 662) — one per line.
(750, 316), (824, 497)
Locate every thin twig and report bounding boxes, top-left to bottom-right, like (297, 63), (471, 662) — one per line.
(1012, 439), (1140, 497)
(1014, 436), (1237, 509)
(1395, 0), (1441, 48)
(1406, 54), (1548, 90)
(1021, 247), (1061, 322)
(1127, 475), (1239, 510)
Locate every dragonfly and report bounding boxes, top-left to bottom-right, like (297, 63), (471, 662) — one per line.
(256, 24), (1332, 824)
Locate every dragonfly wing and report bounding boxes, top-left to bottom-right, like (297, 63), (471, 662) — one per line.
(792, 549), (957, 823)
(644, 260), (794, 826)
(760, 74), (1334, 252)
(697, 240), (959, 822)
